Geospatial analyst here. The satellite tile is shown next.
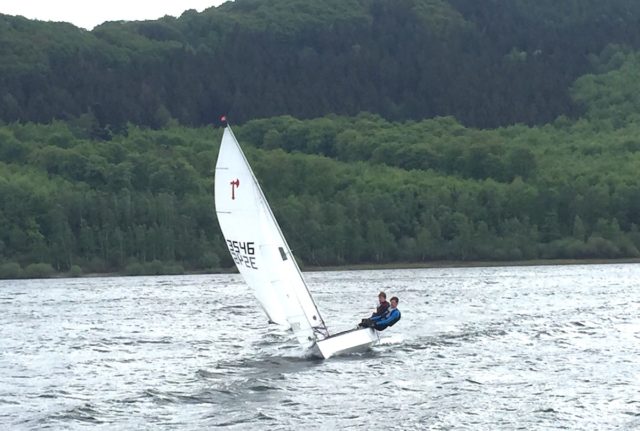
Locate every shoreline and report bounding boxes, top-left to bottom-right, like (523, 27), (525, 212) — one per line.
(302, 257), (640, 272)
(8, 257), (638, 280)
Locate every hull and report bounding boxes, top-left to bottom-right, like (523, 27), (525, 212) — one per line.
(312, 328), (379, 359)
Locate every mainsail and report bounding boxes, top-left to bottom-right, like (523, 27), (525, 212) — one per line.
(214, 126), (329, 346)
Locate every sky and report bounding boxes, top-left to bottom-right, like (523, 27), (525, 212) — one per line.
(0, 0), (228, 30)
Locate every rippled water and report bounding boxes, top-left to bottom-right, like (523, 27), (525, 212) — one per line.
(1, 264), (639, 430)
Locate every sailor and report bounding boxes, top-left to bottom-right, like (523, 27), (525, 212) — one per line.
(358, 291), (389, 328)
(362, 296), (401, 331)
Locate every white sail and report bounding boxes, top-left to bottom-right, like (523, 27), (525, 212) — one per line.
(214, 127), (329, 346)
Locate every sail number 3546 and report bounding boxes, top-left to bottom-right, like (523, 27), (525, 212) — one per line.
(227, 240), (258, 269)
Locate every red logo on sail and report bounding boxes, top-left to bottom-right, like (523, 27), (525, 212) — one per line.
(230, 179), (240, 199)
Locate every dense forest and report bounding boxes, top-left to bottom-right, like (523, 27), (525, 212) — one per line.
(1, 1), (640, 278)
(2, 45), (640, 278)
(3, 0), (640, 130)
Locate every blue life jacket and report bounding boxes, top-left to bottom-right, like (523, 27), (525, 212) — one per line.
(374, 308), (401, 331)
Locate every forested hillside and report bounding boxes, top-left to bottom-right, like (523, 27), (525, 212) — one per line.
(3, 0), (640, 130)
(2, 46), (640, 278)
(2, 1), (640, 277)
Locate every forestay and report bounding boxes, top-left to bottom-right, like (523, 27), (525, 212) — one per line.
(214, 127), (329, 346)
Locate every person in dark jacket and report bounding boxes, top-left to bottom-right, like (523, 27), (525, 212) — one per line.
(358, 292), (389, 328)
(371, 291), (390, 318)
(369, 296), (400, 331)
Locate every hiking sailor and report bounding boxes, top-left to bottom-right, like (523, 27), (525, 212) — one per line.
(359, 296), (401, 331)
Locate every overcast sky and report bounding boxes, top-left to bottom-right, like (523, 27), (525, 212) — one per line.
(0, 0), (228, 30)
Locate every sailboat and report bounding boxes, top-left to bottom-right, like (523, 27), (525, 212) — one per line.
(214, 125), (379, 359)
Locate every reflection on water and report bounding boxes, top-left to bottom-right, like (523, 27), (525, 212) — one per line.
(1, 264), (639, 430)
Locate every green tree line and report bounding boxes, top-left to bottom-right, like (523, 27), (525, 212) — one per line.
(3, 0), (640, 131)
(1, 47), (640, 278)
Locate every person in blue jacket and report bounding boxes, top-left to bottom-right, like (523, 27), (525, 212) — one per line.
(360, 296), (401, 331)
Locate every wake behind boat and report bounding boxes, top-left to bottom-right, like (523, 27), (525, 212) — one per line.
(214, 125), (379, 359)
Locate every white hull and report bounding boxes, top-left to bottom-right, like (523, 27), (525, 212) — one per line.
(312, 328), (379, 359)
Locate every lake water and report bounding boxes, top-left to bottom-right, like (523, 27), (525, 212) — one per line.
(1, 264), (639, 430)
